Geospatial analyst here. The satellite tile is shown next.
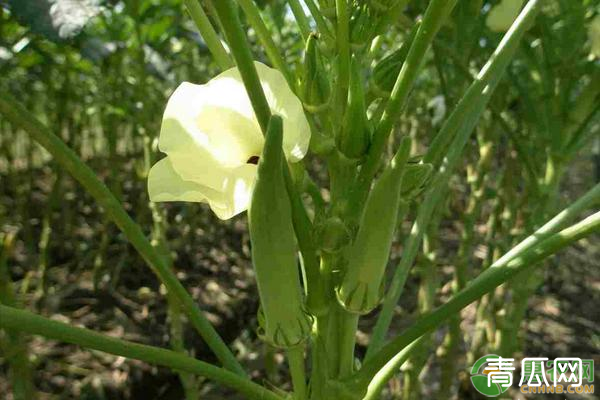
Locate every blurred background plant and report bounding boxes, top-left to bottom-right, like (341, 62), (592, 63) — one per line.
(0, 0), (599, 399)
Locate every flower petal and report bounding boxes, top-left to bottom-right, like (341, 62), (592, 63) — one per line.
(252, 62), (311, 162)
(158, 119), (230, 191)
(148, 157), (258, 220)
(149, 62), (311, 220)
(212, 164), (258, 220)
(148, 157), (213, 203)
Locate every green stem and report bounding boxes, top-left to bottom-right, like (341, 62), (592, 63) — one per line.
(366, 0), (542, 358)
(0, 305), (283, 400)
(350, 209), (600, 390)
(303, 0), (334, 40)
(288, 0), (312, 40)
(0, 234), (36, 400)
(211, 0), (272, 132)
(287, 346), (307, 400)
(210, 2), (323, 315)
(238, 0), (295, 87)
(349, 0), (457, 213)
(495, 182), (600, 266)
(363, 337), (424, 400)
(335, 0), (351, 116)
(310, 314), (329, 399)
(183, 0), (233, 70)
(337, 312), (359, 379)
(0, 93), (245, 376)
(425, 0), (541, 168)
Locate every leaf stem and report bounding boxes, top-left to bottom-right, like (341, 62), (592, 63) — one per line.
(0, 93), (245, 376)
(335, 0), (351, 117)
(366, 0), (542, 357)
(238, 0), (295, 87)
(211, 0), (272, 132)
(363, 336), (424, 400)
(0, 305), (283, 400)
(351, 209), (600, 390)
(183, 0), (233, 70)
(348, 0), (457, 213)
(288, 0), (312, 40)
(303, 0), (334, 40)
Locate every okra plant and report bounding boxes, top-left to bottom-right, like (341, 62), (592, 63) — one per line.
(1, 0), (599, 399)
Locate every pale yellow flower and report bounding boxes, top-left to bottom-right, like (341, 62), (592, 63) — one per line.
(486, 0), (525, 32)
(148, 62), (310, 220)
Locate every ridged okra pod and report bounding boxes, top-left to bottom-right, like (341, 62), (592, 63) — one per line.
(336, 136), (412, 313)
(249, 116), (312, 348)
(337, 56), (370, 159)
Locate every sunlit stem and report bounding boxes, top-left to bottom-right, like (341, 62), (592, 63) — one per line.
(367, 0), (543, 358)
(211, 0), (272, 132)
(348, 0), (457, 218)
(0, 93), (245, 376)
(0, 305), (284, 400)
(288, 0), (312, 40)
(238, 0), (295, 87)
(351, 209), (600, 390)
(183, 0), (233, 70)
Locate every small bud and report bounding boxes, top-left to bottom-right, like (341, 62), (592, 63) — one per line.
(337, 56), (370, 159)
(302, 33), (330, 113)
(372, 23), (419, 96)
(249, 116), (312, 347)
(336, 137), (412, 314)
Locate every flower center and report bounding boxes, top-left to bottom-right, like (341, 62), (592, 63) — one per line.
(246, 155), (260, 165)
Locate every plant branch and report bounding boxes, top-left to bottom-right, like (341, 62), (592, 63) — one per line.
(183, 0), (233, 70)
(0, 93), (245, 376)
(238, 0), (295, 87)
(366, 0), (543, 357)
(288, 0), (312, 40)
(348, 0), (457, 215)
(0, 305), (283, 400)
(211, 0), (272, 132)
(352, 209), (600, 389)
